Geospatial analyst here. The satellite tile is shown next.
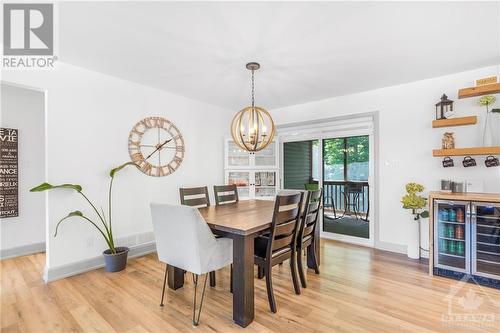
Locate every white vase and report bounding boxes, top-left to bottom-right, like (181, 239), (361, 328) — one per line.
(482, 112), (494, 147)
(407, 218), (420, 259)
(490, 112), (500, 146)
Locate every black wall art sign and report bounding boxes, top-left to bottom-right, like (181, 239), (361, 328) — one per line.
(0, 128), (19, 218)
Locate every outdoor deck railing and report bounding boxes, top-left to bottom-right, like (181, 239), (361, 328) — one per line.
(322, 180), (369, 218)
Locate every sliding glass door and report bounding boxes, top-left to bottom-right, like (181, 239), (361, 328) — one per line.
(322, 136), (370, 239)
(280, 115), (375, 246)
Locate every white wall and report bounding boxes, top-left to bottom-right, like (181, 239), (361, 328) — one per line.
(2, 62), (233, 272)
(271, 65), (500, 253)
(3, 59), (499, 274)
(0, 84), (46, 256)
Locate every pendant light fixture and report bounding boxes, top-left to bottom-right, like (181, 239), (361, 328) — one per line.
(231, 62), (275, 152)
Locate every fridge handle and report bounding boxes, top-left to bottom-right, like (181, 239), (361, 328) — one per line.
(469, 203), (476, 216)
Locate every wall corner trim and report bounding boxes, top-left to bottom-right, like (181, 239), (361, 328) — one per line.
(0, 242), (46, 260)
(43, 241), (157, 283)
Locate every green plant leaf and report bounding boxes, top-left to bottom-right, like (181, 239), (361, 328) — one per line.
(110, 161), (138, 178)
(30, 182), (82, 192)
(54, 210), (83, 237)
(492, 108), (500, 113)
(420, 210), (430, 218)
(53, 211), (112, 250)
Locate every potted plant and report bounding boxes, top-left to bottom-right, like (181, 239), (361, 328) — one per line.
(401, 182), (429, 259)
(30, 162), (138, 272)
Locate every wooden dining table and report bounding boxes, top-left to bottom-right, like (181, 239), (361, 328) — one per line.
(166, 199), (320, 328)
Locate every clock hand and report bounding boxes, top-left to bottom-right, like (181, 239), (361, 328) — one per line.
(145, 138), (173, 161)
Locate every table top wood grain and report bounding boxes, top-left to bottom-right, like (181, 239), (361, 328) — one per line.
(199, 200), (275, 235)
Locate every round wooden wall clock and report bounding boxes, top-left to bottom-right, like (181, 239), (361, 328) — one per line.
(128, 117), (185, 177)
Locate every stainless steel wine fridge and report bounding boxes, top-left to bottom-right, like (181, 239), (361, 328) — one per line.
(433, 199), (500, 289)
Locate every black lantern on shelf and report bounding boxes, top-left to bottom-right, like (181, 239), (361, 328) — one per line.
(435, 94), (453, 120)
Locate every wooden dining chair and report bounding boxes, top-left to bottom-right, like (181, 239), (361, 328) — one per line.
(179, 186), (216, 286)
(254, 192), (304, 313)
(297, 189), (322, 288)
(213, 185), (239, 206)
(179, 186), (210, 208)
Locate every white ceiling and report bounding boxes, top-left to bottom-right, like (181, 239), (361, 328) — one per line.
(60, 1), (500, 109)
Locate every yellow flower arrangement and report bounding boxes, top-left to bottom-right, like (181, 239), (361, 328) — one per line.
(401, 182), (429, 220)
(479, 95), (496, 113)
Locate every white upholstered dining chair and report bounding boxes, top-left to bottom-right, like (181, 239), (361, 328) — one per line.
(150, 203), (233, 326)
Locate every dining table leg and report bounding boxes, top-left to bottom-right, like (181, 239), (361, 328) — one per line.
(167, 264), (184, 290)
(231, 233), (255, 327)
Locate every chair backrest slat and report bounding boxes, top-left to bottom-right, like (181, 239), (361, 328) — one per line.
(265, 192), (304, 259)
(299, 189), (323, 241)
(180, 186), (210, 208)
(274, 220), (296, 236)
(271, 234), (294, 251)
(307, 201), (320, 214)
(275, 208), (300, 225)
(303, 224), (315, 238)
(213, 184), (239, 206)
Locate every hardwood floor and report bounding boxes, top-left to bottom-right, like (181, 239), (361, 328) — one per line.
(2, 240), (499, 332)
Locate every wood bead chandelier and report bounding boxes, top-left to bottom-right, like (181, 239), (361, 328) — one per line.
(231, 62), (275, 152)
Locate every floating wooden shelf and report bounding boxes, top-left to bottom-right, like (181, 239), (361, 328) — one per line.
(458, 83), (500, 99)
(433, 146), (500, 157)
(432, 116), (477, 128)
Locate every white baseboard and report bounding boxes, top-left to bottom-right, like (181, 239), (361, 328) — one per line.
(0, 242), (46, 260)
(320, 232), (374, 247)
(44, 241), (156, 283)
(374, 240), (406, 254)
(321, 235), (407, 255)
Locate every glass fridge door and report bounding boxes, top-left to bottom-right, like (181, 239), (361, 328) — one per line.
(434, 200), (469, 273)
(472, 202), (500, 279)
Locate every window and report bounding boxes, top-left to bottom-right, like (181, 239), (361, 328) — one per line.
(323, 135), (368, 182)
(346, 136), (369, 181)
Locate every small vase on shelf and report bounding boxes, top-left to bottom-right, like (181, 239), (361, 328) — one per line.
(482, 112), (494, 147)
(478, 96), (497, 147)
(490, 109), (500, 146)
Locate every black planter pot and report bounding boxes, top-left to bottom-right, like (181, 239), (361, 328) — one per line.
(103, 247), (129, 272)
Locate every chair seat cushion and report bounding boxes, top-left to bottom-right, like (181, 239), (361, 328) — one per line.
(254, 235), (269, 258)
(254, 235), (292, 259)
